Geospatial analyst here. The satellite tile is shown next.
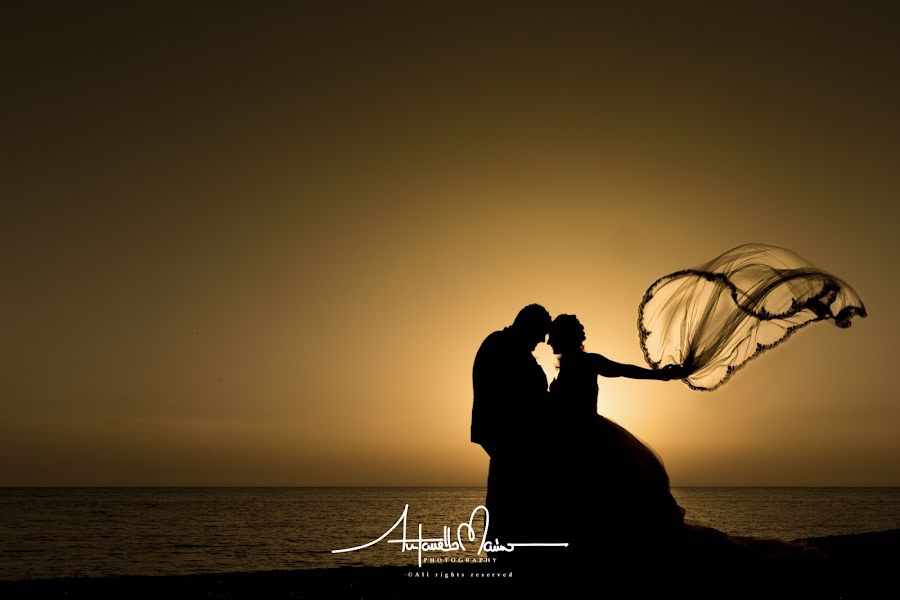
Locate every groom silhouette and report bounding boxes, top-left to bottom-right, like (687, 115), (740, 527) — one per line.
(472, 304), (552, 546)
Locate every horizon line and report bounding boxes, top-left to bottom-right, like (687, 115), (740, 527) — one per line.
(2, 484), (900, 489)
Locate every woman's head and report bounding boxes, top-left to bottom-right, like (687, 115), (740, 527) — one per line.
(548, 314), (586, 355)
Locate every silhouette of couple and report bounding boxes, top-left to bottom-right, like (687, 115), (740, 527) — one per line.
(472, 304), (688, 563)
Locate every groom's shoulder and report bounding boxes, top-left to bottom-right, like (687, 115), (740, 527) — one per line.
(480, 328), (508, 347)
(474, 329), (510, 361)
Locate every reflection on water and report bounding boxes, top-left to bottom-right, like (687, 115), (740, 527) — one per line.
(1, 487), (898, 580)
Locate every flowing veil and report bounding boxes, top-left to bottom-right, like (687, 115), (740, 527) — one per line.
(638, 243), (867, 391)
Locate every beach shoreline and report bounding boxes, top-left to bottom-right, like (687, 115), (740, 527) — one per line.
(1, 529), (896, 599)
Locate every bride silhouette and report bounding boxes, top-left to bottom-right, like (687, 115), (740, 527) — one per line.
(546, 245), (866, 567)
(547, 314), (686, 559)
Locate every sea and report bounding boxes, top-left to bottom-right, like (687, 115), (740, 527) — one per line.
(1, 487), (898, 581)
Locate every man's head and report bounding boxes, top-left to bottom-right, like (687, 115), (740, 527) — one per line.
(511, 304), (551, 350)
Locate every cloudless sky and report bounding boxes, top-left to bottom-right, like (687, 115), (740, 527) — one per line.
(2, 2), (898, 485)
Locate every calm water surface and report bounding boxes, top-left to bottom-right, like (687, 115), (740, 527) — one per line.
(1, 487), (898, 580)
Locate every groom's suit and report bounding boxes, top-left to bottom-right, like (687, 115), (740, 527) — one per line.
(472, 326), (549, 544)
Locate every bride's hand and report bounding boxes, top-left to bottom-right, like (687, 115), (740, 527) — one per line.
(660, 364), (687, 380)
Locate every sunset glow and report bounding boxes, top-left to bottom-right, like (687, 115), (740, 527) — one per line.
(2, 3), (897, 487)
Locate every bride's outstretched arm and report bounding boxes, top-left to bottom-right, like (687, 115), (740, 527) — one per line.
(589, 353), (684, 380)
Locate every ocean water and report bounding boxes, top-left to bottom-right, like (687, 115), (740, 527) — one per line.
(1, 487), (898, 580)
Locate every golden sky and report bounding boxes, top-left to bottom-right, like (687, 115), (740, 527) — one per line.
(2, 3), (898, 485)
